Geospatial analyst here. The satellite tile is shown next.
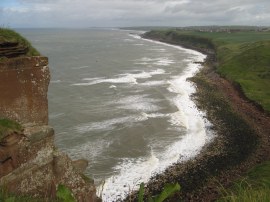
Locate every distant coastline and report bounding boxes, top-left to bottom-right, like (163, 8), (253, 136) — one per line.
(125, 30), (270, 201)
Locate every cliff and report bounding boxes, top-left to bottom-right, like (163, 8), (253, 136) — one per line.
(0, 57), (49, 125)
(0, 125), (97, 201)
(0, 29), (98, 201)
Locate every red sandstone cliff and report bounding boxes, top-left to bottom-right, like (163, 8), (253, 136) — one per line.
(0, 126), (97, 201)
(0, 55), (98, 201)
(0, 57), (49, 125)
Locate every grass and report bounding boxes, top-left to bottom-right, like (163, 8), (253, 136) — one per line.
(0, 119), (22, 141)
(0, 28), (40, 57)
(0, 184), (75, 202)
(218, 161), (270, 202)
(143, 30), (270, 112)
(218, 41), (270, 110)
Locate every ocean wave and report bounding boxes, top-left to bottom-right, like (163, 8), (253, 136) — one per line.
(74, 115), (150, 134)
(112, 94), (162, 112)
(71, 69), (165, 86)
(123, 39), (134, 42)
(100, 33), (210, 201)
(133, 43), (144, 46)
(148, 48), (166, 52)
(134, 57), (175, 66)
(49, 112), (65, 119)
(139, 80), (167, 87)
(71, 65), (89, 70)
(50, 80), (61, 84)
(67, 139), (112, 162)
(98, 151), (159, 201)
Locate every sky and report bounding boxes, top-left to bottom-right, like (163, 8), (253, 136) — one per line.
(0, 0), (269, 28)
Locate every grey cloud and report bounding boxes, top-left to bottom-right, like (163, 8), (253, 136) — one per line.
(1, 0), (270, 27)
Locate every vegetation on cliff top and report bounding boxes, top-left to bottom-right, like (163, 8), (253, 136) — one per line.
(0, 28), (40, 58)
(0, 119), (22, 140)
(143, 30), (270, 112)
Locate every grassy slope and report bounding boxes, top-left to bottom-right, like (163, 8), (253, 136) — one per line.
(143, 30), (270, 112)
(218, 161), (270, 202)
(0, 28), (40, 57)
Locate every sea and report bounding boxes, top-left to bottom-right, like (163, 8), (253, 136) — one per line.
(17, 28), (212, 201)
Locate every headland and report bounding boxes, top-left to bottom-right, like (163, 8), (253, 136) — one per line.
(126, 28), (270, 201)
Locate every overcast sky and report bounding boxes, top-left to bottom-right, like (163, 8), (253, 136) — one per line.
(0, 0), (269, 28)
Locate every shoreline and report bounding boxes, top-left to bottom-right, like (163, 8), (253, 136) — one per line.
(126, 35), (270, 201)
(101, 35), (213, 201)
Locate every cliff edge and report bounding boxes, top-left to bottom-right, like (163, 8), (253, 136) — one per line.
(0, 29), (98, 201)
(0, 57), (49, 125)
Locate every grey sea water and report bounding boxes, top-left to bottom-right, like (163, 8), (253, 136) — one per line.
(17, 28), (211, 201)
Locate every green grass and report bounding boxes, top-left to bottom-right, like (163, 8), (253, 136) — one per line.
(218, 41), (270, 110)
(0, 119), (22, 140)
(0, 184), (75, 202)
(0, 28), (40, 57)
(218, 161), (270, 202)
(143, 30), (270, 112)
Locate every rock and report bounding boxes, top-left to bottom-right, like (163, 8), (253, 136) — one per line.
(0, 126), (98, 202)
(0, 55), (98, 201)
(0, 132), (26, 146)
(72, 159), (89, 173)
(24, 125), (54, 143)
(0, 56), (50, 125)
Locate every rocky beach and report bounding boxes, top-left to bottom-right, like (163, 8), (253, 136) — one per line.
(126, 32), (270, 201)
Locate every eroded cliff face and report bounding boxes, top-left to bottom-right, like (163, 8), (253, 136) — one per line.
(0, 57), (49, 125)
(0, 126), (97, 201)
(0, 56), (98, 201)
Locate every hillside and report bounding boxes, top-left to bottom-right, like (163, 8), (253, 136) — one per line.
(143, 30), (270, 112)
